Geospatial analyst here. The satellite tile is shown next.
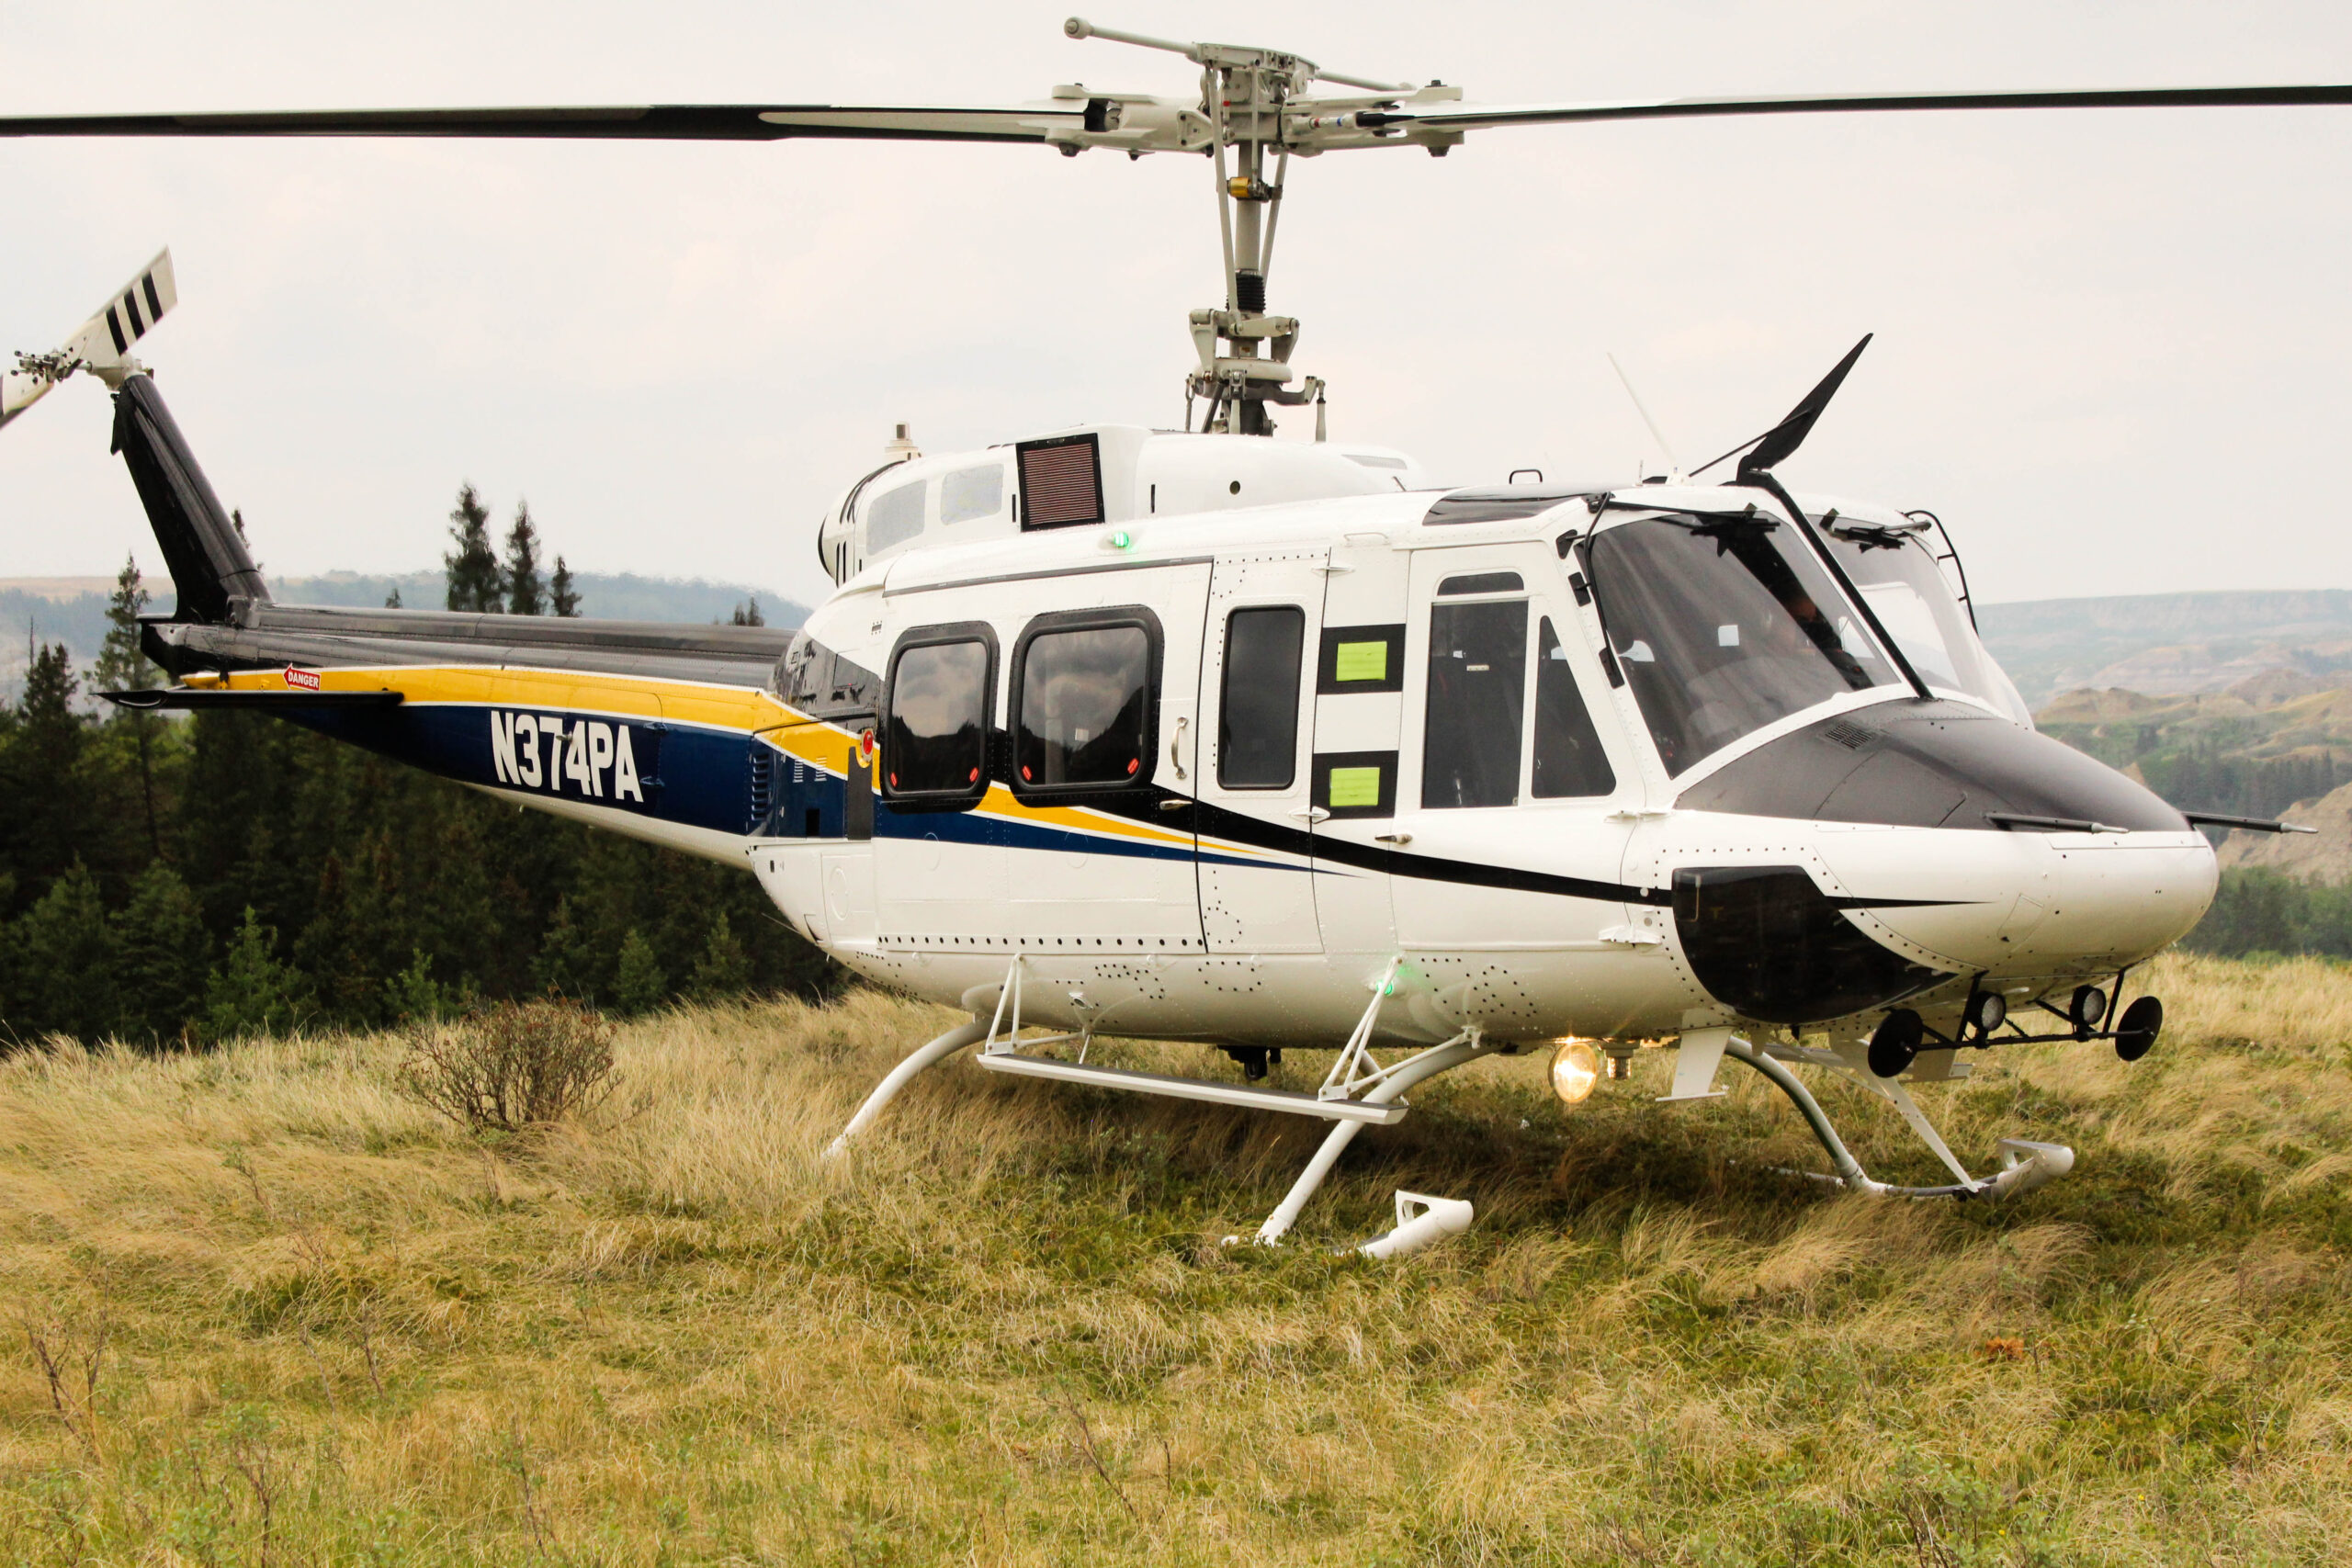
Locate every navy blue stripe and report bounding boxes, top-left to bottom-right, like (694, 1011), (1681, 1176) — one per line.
(279, 702), (1957, 908)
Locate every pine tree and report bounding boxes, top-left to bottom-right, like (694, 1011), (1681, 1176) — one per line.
(385, 586), (403, 609)
(111, 863), (209, 1043)
(0, 645), (90, 909)
(730, 596), (764, 627)
(689, 910), (753, 998)
(203, 907), (312, 1040)
(94, 556), (163, 855)
(94, 556), (151, 694)
(443, 484), (504, 612)
(504, 502), (546, 615)
(532, 896), (600, 1002)
(549, 555), (582, 618)
(385, 947), (446, 1022)
(5, 863), (118, 1041)
(613, 928), (665, 1014)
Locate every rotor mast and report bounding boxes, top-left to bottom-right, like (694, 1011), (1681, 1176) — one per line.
(1067, 18), (1419, 437)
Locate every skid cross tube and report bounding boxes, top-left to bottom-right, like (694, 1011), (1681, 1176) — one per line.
(1253, 1031), (1509, 1245)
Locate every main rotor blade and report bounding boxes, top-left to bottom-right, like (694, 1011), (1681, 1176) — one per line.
(1361, 82), (2352, 134)
(0, 104), (1081, 144)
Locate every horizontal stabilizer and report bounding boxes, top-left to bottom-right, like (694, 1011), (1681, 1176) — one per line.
(103, 686), (403, 711)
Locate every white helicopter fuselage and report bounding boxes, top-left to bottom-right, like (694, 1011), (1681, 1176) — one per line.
(753, 429), (2214, 1055)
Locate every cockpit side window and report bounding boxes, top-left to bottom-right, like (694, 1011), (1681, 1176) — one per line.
(1532, 618), (1615, 797)
(1586, 513), (1899, 775)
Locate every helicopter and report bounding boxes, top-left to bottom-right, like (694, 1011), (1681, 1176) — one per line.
(2, 18), (2333, 1256)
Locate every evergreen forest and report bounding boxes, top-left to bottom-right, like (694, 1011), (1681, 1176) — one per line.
(0, 491), (831, 1045)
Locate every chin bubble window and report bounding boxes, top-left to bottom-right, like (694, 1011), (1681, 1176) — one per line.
(1012, 609), (1160, 797)
(881, 625), (995, 810)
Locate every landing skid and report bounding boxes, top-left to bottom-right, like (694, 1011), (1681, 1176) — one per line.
(824, 955), (1500, 1257)
(1723, 1035), (2075, 1201)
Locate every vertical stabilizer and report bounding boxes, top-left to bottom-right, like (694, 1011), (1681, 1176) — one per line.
(109, 372), (268, 624)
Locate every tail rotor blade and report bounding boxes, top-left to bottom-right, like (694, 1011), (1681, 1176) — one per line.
(1, 247), (176, 433)
(62, 248), (178, 375)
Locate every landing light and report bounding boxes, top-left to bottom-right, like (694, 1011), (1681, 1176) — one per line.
(1549, 1038), (1600, 1105)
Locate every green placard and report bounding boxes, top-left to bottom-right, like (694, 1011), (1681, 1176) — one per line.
(1327, 766), (1383, 807)
(1333, 640), (1388, 682)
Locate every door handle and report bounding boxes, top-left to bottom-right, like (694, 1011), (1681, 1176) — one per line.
(1169, 716), (1188, 781)
(1374, 832), (1412, 845)
(1290, 807), (1330, 824)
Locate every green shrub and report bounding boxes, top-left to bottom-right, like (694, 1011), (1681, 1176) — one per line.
(396, 998), (617, 1135)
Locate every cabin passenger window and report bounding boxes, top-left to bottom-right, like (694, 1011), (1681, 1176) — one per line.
(882, 632), (992, 805)
(1532, 619), (1615, 797)
(1012, 614), (1158, 793)
(940, 465), (1005, 525)
(1422, 598), (1527, 809)
(865, 481), (927, 552)
(1218, 606), (1305, 788)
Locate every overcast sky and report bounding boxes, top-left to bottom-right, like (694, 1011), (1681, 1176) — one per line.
(3, 1), (2349, 610)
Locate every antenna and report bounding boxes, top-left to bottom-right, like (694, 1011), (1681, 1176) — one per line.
(1607, 354), (1684, 479)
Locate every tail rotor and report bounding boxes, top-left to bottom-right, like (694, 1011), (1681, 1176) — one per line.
(1, 248), (176, 431)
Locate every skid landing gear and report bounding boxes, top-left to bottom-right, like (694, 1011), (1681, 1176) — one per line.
(823, 956), (1499, 1258)
(1724, 1035), (2074, 1200)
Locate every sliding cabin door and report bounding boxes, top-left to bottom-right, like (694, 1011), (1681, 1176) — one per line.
(1194, 551), (1328, 953)
(998, 562), (1212, 953)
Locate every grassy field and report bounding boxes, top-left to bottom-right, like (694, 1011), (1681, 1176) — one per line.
(0, 954), (2347, 1565)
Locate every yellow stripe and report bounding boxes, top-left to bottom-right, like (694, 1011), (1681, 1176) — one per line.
(219, 662), (1261, 857)
(226, 662), (795, 729)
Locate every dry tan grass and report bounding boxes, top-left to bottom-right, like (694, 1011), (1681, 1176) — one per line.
(0, 956), (2345, 1562)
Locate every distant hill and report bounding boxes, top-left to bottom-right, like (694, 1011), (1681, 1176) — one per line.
(262, 570), (804, 627)
(1, 570), (806, 700)
(1975, 590), (2352, 705)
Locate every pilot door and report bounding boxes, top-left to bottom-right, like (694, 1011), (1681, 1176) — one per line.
(1195, 550), (1329, 953)
(1388, 541), (1650, 967)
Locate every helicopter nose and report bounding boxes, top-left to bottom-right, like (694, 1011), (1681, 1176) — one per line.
(1667, 828), (2215, 1026)
(1813, 823), (2217, 976)
(1668, 697), (2219, 1018)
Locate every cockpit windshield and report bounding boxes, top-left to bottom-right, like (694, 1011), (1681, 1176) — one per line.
(1815, 525), (2033, 726)
(1585, 512), (1900, 775)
